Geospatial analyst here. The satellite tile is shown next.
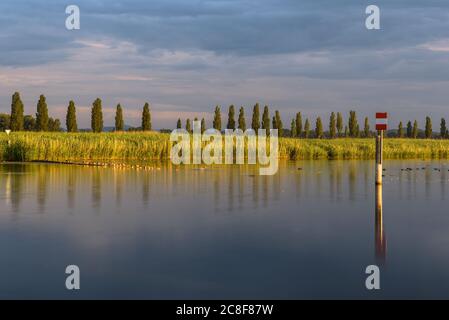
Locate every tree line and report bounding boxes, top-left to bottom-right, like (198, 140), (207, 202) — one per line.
(1, 92), (447, 139)
(176, 103), (448, 139)
(1, 92), (152, 132)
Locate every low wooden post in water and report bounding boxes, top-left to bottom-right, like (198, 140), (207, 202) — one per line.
(375, 130), (383, 185)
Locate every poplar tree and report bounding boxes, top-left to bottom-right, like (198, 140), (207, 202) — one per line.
(329, 112), (336, 138)
(213, 106), (222, 131)
(186, 119), (191, 133)
(10, 92), (24, 131)
(35, 94), (49, 131)
(412, 120), (419, 138)
(91, 98), (103, 133)
(227, 105), (236, 130)
(262, 105), (270, 132)
(66, 100), (78, 132)
(115, 104), (124, 131)
(176, 118), (182, 129)
(348, 111), (358, 137)
(363, 117), (370, 138)
(425, 116), (432, 139)
(291, 119), (297, 137)
(238, 107), (246, 131)
(397, 122), (404, 138)
(142, 103), (151, 131)
(336, 112), (343, 137)
(304, 118), (310, 138)
(315, 117), (323, 139)
(296, 112), (302, 138)
(406, 121), (412, 138)
(274, 110), (283, 137)
(251, 103), (260, 133)
(440, 118), (447, 138)
(201, 118), (206, 133)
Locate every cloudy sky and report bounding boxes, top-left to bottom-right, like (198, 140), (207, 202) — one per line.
(1, 0), (449, 129)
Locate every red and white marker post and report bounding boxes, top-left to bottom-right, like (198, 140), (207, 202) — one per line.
(375, 113), (388, 185)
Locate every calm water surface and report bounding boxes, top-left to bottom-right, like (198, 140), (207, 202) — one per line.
(1, 160), (449, 299)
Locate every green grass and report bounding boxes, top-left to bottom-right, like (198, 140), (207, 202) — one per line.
(1, 132), (449, 162)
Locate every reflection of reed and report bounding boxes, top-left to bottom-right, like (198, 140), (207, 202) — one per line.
(214, 169), (220, 211)
(336, 163), (342, 201)
(375, 184), (386, 263)
(349, 162), (356, 201)
(441, 168), (446, 200)
(37, 165), (48, 214)
(142, 172), (150, 206)
(67, 168), (76, 210)
(262, 175), (268, 208)
(114, 169), (123, 207)
(228, 169), (234, 211)
(11, 166), (25, 213)
(329, 162), (335, 201)
(92, 168), (102, 211)
(425, 168), (431, 199)
(363, 163), (369, 200)
(238, 168), (244, 209)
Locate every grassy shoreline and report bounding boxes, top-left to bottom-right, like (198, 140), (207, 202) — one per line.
(1, 132), (449, 163)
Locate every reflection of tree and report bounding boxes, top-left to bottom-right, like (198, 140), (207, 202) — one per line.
(238, 168), (244, 210)
(10, 171), (23, 214)
(142, 172), (150, 206)
(67, 167), (76, 210)
(425, 168), (431, 199)
(228, 169), (234, 212)
(336, 163), (342, 201)
(348, 162), (356, 201)
(36, 165), (48, 214)
(273, 171), (280, 202)
(441, 168), (446, 200)
(92, 168), (101, 212)
(363, 162), (369, 200)
(262, 175), (268, 208)
(214, 169), (220, 211)
(328, 162), (337, 201)
(251, 174), (258, 208)
(115, 170), (123, 207)
(375, 184), (386, 263)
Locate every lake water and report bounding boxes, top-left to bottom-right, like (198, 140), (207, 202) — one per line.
(1, 160), (449, 299)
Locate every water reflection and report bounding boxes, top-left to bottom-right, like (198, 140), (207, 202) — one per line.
(2, 160), (449, 298)
(2, 161), (448, 218)
(375, 184), (386, 263)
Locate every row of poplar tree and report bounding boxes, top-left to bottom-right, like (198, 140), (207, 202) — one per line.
(3, 93), (448, 138)
(177, 104), (448, 139)
(3, 92), (152, 132)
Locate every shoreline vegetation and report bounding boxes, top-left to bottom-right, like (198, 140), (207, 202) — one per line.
(1, 132), (449, 164)
(2, 92), (449, 164)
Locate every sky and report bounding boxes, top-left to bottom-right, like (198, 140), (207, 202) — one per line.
(1, 0), (449, 129)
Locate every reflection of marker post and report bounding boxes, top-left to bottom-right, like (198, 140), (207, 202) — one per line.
(375, 184), (386, 262)
(375, 113), (387, 185)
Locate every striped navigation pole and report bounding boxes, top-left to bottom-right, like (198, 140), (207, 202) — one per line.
(375, 113), (387, 185)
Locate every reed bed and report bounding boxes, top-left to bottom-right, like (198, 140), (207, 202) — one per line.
(1, 132), (449, 163)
